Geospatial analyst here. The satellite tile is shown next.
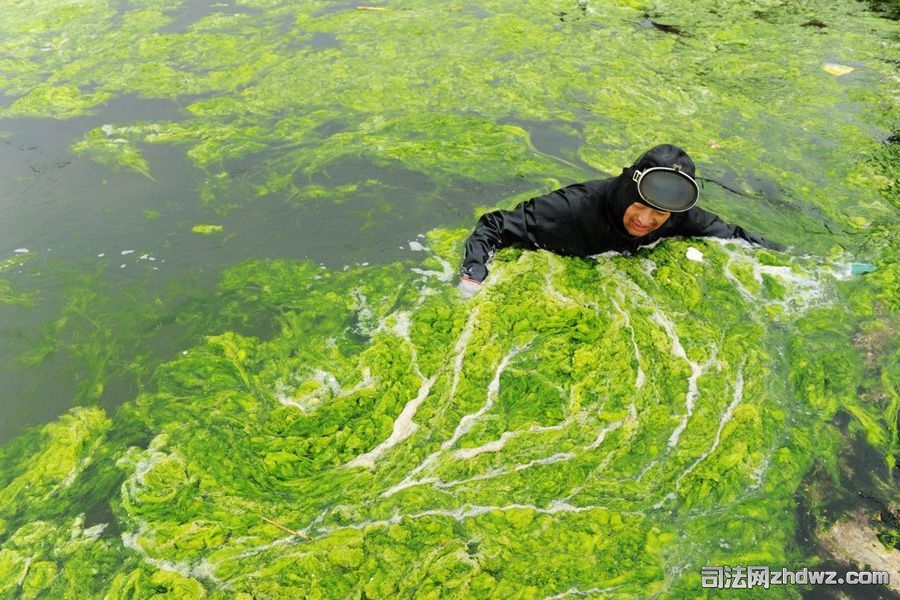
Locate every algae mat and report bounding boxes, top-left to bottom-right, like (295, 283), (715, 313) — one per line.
(1, 0), (898, 598)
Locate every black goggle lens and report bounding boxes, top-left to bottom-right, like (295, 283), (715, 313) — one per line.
(634, 168), (699, 212)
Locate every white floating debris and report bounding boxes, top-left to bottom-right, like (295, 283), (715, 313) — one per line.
(97, 253), (105, 258)
(121, 250), (134, 255)
(14, 248), (29, 254)
(139, 254), (149, 260)
(685, 247), (704, 262)
(408, 241), (427, 252)
(148, 257), (156, 261)
(120, 264), (126, 268)
(82, 522), (108, 540)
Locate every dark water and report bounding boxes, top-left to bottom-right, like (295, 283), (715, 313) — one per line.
(0, 97), (538, 443)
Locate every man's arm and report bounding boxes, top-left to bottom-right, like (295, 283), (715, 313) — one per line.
(679, 207), (785, 250)
(460, 181), (592, 284)
(460, 204), (530, 283)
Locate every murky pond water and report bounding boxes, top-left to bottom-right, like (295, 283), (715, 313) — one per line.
(0, 0), (897, 598)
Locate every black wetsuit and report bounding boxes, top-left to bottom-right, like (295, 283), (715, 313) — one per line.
(460, 168), (780, 283)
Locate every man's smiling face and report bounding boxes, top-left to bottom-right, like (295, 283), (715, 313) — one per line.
(622, 202), (671, 237)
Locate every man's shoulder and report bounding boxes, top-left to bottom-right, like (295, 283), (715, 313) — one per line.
(668, 205), (719, 227)
(553, 177), (615, 205)
(574, 176), (615, 193)
(526, 176), (616, 223)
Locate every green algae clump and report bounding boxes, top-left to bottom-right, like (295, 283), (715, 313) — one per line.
(191, 224), (224, 235)
(3, 231), (895, 598)
(0, 0), (896, 597)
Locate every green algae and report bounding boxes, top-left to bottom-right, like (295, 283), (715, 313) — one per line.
(0, 0), (898, 597)
(1, 232), (896, 598)
(0, 255), (35, 307)
(191, 224), (224, 235)
(72, 127), (153, 178)
(1, 0), (894, 238)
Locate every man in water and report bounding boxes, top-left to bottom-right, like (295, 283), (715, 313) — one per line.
(458, 144), (782, 296)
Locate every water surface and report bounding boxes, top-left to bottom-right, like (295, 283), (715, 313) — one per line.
(0, 0), (896, 597)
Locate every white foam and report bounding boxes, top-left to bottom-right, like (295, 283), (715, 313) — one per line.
(715, 241), (825, 314)
(391, 311), (412, 339)
(382, 336), (520, 497)
(314, 501), (601, 537)
(750, 449), (773, 489)
(650, 311), (687, 360)
(82, 523), (108, 540)
(442, 347), (520, 451)
(676, 365), (744, 491)
(585, 420), (623, 450)
(276, 368), (374, 415)
(437, 453), (576, 490)
(350, 290), (377, 337)
(453, 431), (517, 460)
(667, 349), (716, 450)
(422, 309), (477, 429)
(345, 374), (437, 469)
(343, 305), (463, 469)
(60, 454), (93, 488)
(611, 295), (645, 390)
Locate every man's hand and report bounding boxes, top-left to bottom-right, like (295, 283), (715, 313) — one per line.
(457, 276), (483, 298)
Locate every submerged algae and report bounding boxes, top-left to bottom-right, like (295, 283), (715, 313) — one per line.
(0, 232), (896, 598)
(1, 0), (896, 248)
(0, 255), (34, 307)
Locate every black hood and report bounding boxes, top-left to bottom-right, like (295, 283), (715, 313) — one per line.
(605, 144), (697, 238)
(631, 143), (696, 177)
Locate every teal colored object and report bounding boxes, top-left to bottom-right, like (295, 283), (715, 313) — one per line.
(850, 262), (876, 275)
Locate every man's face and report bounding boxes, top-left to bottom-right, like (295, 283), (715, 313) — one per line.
(622, 202), (671, 237)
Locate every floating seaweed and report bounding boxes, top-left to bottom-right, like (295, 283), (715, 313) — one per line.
(0, 0), (897, 597)
(0, 232), (896, 597)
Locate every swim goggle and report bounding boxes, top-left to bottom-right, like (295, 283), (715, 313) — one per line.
(631, 165), (700, 212)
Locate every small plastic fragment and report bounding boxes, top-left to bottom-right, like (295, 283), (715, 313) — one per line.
(849, 262), (875, 275)
(822, 63), (854, 76)
(685, 247), (704, 262)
